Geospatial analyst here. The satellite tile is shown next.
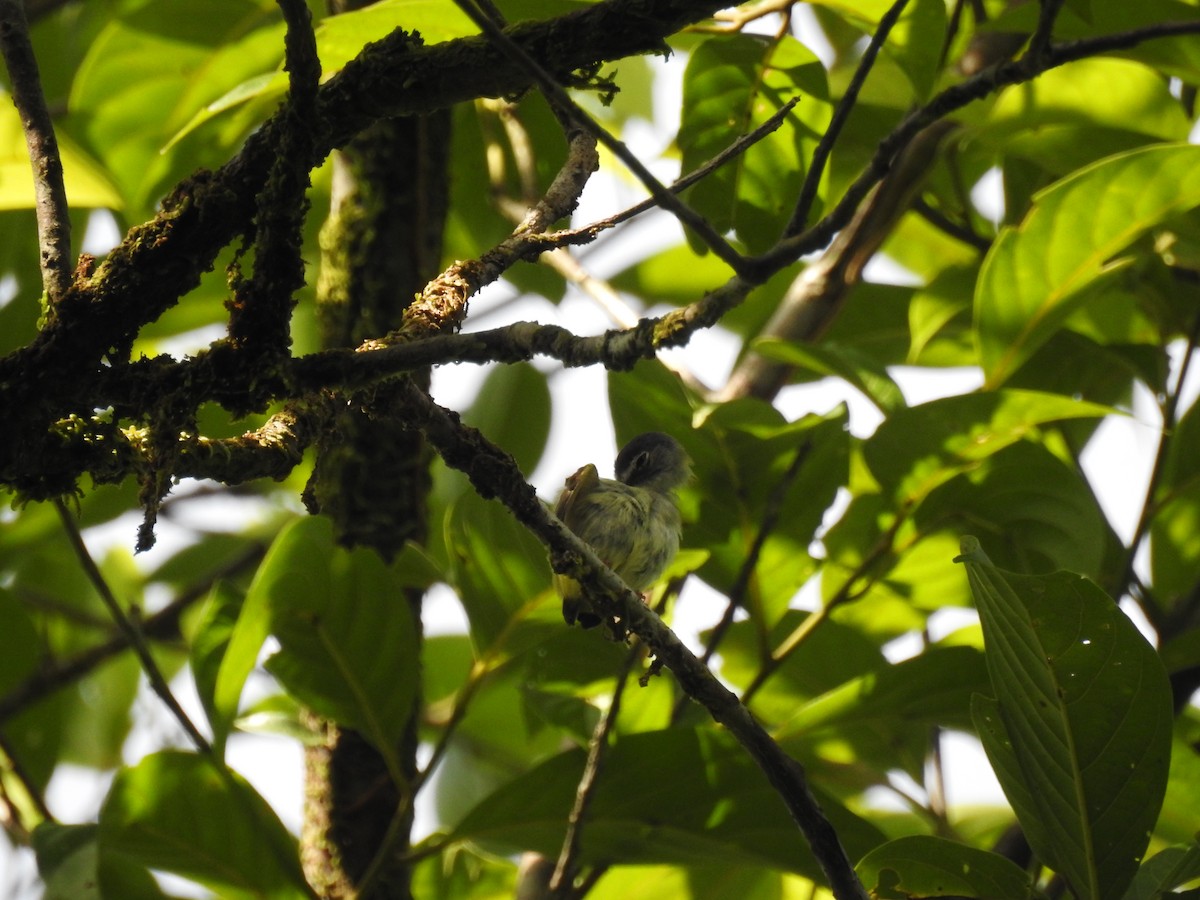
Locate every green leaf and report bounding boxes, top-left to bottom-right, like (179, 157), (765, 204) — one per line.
(462, 362), (551, 477)
(450, 728), (884, 880)
(0, 587), (40, 695)
(976, 144), (1200, 387)
(587, 863), (795, 900)
(753, 337), (906, 414)
(444, 490), (552, 649)
(678, 33), (831, 253)
(690, 404), (849, 629)
(33, 823), (169, 900)
(1120, 843), (1200, 900)
(862, 389), (1112, 506)
(255, 517), (419, 773)
(916, 441), (1110, 577)
(609, 358), (697, 448)
(0, 105), (122, 210)
(34, 824), (104, 900)
(811, 0), (948, 100)
(856, 835), (1039, 900)
(958, 539), (1174, 900)
(190, 581), (246, 754)
(1151, 398), (1200, 602)
(976, 59), (1191, 174)
(99, 751), (308, 899)
(776, 646), (989, 741)
(69, 0), (285, 213)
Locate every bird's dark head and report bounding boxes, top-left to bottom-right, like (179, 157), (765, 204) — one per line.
(615, 432), (691, 492)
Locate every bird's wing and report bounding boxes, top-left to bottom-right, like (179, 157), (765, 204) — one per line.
(554, 463), (600, 531)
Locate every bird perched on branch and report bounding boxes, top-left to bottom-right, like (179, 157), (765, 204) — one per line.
(554, 432), (690, 630)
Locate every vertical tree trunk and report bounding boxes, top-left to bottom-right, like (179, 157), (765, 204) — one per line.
(300, 104), (451, 898)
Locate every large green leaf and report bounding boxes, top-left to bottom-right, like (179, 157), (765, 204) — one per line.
(959, 539), (1173, 900)
(718, 612), (888, 721)
(99, 751), (309, 899)
(973, 59), (1191, 175)
(862, 390), (1112, 507)
(449, 728), (884, 880)
(191, 581), (247, 754)
(0, 587), (40, 695)
(775, 646), (988, 741)
(0, 104), (121, 210)
(461, 362), (551, 478)
(253, 517), (420, 773)
(856, 835), (1039, 900)
(753, 337), (906, 414)
(691, 402), (849, 630)
(678, 33), (831, 253)
(69, 0), (285, 214)
(1120, 843), (1200, 900)
(33, 823), (168, 900)
(976, 144), (1200, 387)
(916, 441), (1109, 578)
(444, 490), (554, 650)
(1151, 398), (1200, 602)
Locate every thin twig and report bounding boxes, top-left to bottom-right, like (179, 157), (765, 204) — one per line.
(698, 440), (814, 668)
(704, 0), (793, 33)
(536, 98), (800, 250)
(0, 730), (53, 832)
(786, 0), (911, 235)
(451, 0), (750, 276)
(0, 0), (71, 302)
(53, 500), (212, 754)
(1026, 0), (1065, 64)
(549, 647), (640, 895)
(0, 542), (265, 724)
(1113, 313), (1200, 628)
(912, 196), (991, 252)
(741, 516), (905, 704)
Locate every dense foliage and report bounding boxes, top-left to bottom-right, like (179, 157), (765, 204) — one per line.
(1, 0), (1199, 898)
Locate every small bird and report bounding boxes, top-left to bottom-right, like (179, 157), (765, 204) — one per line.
(554, 432), (691, 629)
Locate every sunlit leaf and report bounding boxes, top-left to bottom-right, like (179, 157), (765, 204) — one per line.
(776, 646), (988, 741)
(810, 0), (948, 100)
(0, 105), (121, 210)
(754, 337), (906, 414)
(679, 33), (831, 253)
(857, 835), (1039, 899)
(863, 389), (1112, 507)
(977, 144), (1200, 387)
(70, 0), (285, 212)
(99, 752), (308, 899)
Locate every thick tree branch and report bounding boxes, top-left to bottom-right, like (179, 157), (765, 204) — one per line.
(0, 0), (70, 303)
(4, 13), (1200, 504)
